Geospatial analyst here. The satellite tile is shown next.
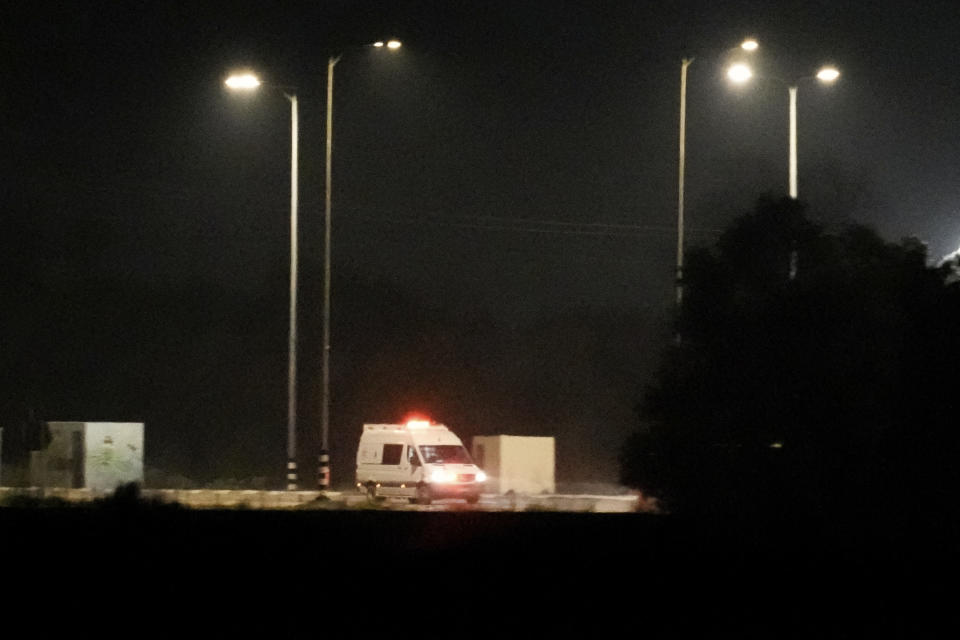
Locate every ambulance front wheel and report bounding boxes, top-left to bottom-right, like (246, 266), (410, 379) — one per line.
(415, 484), (432, 505)
(366, 482), (384, 502)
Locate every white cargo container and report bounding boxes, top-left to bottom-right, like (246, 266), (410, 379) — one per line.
(30, 422), (144, 491)
(470, 435), (555, 495)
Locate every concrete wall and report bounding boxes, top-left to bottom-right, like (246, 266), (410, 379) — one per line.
(472, 435), (555, 495)
(29, 422), (144, 491)
(83, 422), (144, 491)
(31, 422), (84, 488)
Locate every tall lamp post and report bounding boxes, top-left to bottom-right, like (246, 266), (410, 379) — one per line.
(726, 61), (840, 279)
(726, 63), (841, 199)
(788, 68), (840, 198)
(225, 72), (301, 490)
(319, 38), (402, 491)
(676, 39), (758, 319)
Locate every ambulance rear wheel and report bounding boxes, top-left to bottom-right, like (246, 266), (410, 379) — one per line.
(415, 484), (432, 505)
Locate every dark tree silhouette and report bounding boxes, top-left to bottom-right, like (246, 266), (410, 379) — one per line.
(620, 196), (960, 524)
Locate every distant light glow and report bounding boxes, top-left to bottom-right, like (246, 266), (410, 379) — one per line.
(770, 442), (784, 449)
(942, 246), (960, 264)
(727, 63), (753, 83)
(373, 41), (384, 47)
(386, 40), (402, 49)
(816, 67), (840, 82)
(741, 39), (759, 51)
(224, 73), (261, 90)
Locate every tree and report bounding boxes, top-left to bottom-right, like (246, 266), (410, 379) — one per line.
(620, 196), (960, 522)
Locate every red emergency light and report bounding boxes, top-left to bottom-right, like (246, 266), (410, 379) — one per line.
(402, 413), (432, 429)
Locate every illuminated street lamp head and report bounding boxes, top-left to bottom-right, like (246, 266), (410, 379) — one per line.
(225, 73), (261, 90)
(727, 63), (753, 83)
(816, 66), (841, 83)
(741, 39), (759, 51)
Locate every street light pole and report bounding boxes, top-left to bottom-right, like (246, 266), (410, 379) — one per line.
(224, 73), (301, 491)
(675, 40), (757, 334)
(319, 55), (338, 492)
(790, 67), (839, 198)
(319, 39), (401, 492)
(676, 57), (692, 314)
(726, 64), (840, 280)
(789, 85), (798, 199)
(727, 65), (839, 200)
(286, 91), (299, 491)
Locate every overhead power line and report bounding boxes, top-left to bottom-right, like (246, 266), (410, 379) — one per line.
(350, 212), (722, 238)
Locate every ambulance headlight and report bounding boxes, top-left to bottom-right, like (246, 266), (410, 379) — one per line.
(430, 469), (454, 483)
(476, 470), (487, 483)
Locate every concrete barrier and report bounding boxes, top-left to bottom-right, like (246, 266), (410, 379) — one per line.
(489, 493), (641, 513)
(1, 486), (645, 512)
(0, 486), (107, 502)
(140, 489), (325, 508)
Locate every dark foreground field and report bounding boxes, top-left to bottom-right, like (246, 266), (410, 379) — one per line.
(2, 504), (955, 635)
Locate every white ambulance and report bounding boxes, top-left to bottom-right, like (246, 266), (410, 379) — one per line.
(355, 420), (486, 505)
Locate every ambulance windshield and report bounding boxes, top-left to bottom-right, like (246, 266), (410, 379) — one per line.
(418, 445), (472, 465)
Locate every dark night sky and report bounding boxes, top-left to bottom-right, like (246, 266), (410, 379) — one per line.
(3, 1), (959, 486)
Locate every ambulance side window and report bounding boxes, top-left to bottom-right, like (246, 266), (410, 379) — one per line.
(382, 444), (403, 465)
(408, 446), (421, 467)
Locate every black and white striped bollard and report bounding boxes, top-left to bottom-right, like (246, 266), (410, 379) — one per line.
(318, 450), (330, 491)
(287, 459), (298, 491)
